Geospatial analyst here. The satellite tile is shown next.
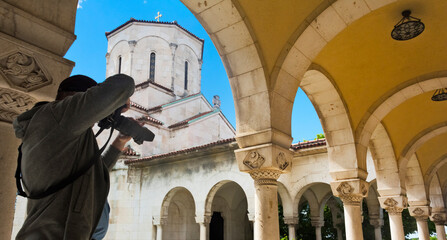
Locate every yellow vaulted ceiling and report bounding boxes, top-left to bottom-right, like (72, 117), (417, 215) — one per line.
(382, 92), (447, 160)
(236, 0), (325, 75)
(416, 133), (447, 177)
(313, 0), (447, 131)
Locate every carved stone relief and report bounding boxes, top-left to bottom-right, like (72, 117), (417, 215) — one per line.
(383, 197), (404, 215)
(431, 213), (444, 223)
(249, 169), (281, 185)
(335, 182), (363, 205)
(276, 152), (289, 170)
(412, 207), (424, 216)
(0, 88), (37, 122)
(243, 151), (265, 170)
(0, 51), (51, 92)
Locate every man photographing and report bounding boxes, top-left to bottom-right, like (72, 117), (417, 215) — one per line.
(13, 74), (136, 239)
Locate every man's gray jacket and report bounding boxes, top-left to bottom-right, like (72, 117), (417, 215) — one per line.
(13, 74), (135, 239)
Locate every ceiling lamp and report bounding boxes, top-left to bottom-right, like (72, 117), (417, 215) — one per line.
(432, 88), (447, 101)
(391, 10), (425, 41)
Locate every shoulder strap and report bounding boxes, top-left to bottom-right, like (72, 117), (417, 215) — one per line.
(15, 127), (114, 199)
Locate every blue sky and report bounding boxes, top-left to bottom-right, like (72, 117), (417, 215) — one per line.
(67, 0), (323, 143)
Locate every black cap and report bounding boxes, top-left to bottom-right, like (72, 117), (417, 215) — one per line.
(57, 75), (97, 92)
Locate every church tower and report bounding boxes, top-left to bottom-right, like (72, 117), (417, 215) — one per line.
(103, 18), (234, 156)
(105, 18), (204, 109)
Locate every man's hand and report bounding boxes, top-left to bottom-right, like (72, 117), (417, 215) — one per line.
(110, 117), (144, 151)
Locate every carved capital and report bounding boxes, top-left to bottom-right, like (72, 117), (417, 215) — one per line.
(369, 218), (384, 228)
(311, 219), (325, 228)
(408, 206), (431, 220)
(249, 169), (281, 185)
(283, 216), (299, 225)
(152, 216), (168, 226)
(243, 151), (265, 170)
(430, 212), (446, 225)
(378, 196), (407, 215)
(195, 215), (212, 224)
(235, 143), (292, 173)
(0, 88), (37, 123)
(330, 179), (369, 205)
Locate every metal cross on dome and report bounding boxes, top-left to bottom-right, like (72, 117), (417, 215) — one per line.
(155, 11), (162, 22)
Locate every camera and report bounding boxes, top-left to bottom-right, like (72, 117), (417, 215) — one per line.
(98, 105), (155, 144)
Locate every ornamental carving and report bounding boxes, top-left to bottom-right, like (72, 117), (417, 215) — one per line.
(336, 182), (354, 196)
(384, 198), (398, 207)
(361, 183), (368, 196)
(412, 207), (424, 216)
(0, 88), (37, 122)
(383, 198), (404, 215)
(243, 151), (265, 170)
(432, 214), (444, 223)
(249, 169), (281, 185)
(0, 51), (51, 92)
(276, 152), (289, 170)
(336, 182), (363, 205)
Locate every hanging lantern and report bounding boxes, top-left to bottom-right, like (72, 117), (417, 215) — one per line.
(391, 10), (425, 41)
(431, 88), (447, 101)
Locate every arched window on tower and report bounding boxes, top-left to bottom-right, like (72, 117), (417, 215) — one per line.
(184, 61), (188, 90)
(118, 56), (122, 74)
(149, 52), (156, 81)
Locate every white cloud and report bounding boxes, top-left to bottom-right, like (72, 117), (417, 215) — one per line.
(143, 0), (148, 3)
(77, 0), (86, 9)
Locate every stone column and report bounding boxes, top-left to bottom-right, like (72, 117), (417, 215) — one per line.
(408, 206), (431, 240)
(369, 218), (384, 240)
(330, 179), (369, 240)
(311, 218), (324, 240)
(235, 144), (292, 240)
(169, 43), (178, 90)
(195, 215), (211, 240)
(153, 217), (167, 240)
(284, 217), (298, 240)
(430, 212), (446, 240)
(379, 196), (406, 240)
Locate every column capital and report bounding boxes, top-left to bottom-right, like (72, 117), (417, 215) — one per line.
(195, 215), (212, 224)
(330, 179), (369, 205)
(311, 219), (325, 228)
(235, 143), (293, 175)
(283, 216), (299, 225)
(408, 206), (431, 220)
(153, 216), (167, 225)
(378, 195), (407, 215)
(430, 212), (447, 225)
(369, 218), (384, 228)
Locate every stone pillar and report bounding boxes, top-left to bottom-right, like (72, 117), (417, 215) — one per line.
(330, 179), (369, 240)
(284, 217), (298, 240)
(196, 215), (211, 240)
(235, 144), (292, 240)
(311, 218), (324, 240)
(169, 43), (178, 90)
(408, 206), (431, 240)
(369, 218), (384, 240)
(379, 196), (406, 240)
(153, 217), (166, 240)
(335, 227), (343, 240)
(0, 122), (21, 239)
(430, 212), (447, 240)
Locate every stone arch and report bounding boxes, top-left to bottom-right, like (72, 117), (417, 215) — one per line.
(357, 75), (447, 160)
(277, 181), (294, 218)
(424, 153), (447, 195)
(293, 182), (332, 219)
(369, 123), (402, 196)
(271, 0), (397, 140)
(429, 175), (445, 211)
(302, 189), (321, 219)
(180, 0), (273, 142)
(299, 69), (360, 179)
(364, 181), (382, 219)
(200, 171), (254, 218)
(398, 123), (447, 184)
(405, 154), (428, 204)
(160, 186), (196, 219)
